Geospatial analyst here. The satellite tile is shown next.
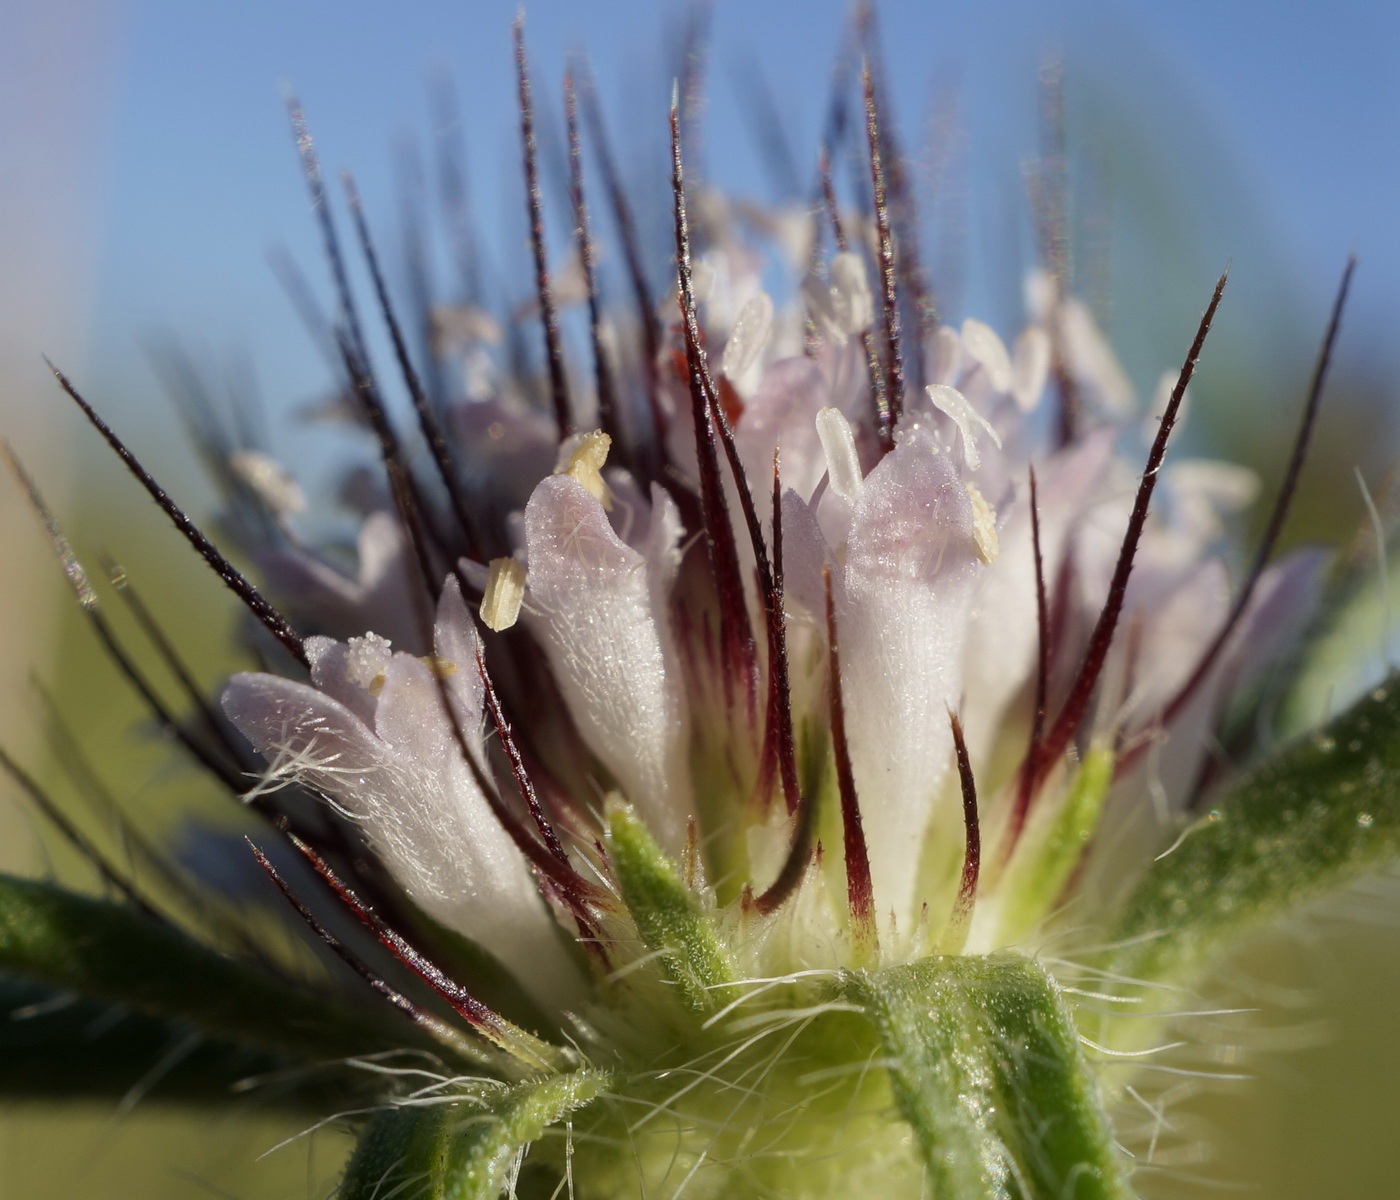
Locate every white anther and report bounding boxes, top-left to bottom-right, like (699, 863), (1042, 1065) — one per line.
(721, 291), (774, 395)
(926, 384), (1002, 471)
(960, 318), (1014, 394)
(1011, 326), (1051, 411)
(816, 407), (864, 503)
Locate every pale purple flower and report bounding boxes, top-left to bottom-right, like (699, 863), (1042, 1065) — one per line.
(219, 217), (1317, 1004)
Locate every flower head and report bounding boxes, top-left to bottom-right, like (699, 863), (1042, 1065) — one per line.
(5, 21), (1370, 1200)
(173, 39), (1327, 1190)
(220, 128), (1316, 1005)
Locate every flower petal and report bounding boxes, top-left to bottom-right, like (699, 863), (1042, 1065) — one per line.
(523, 474), (689, 851)
(838, 432), (985, 924)
(735, 357), (833, 508)
(223, 628), (581, 1003)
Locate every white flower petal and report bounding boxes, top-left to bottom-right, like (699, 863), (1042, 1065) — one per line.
(1084, 550), (1325, 910)
(734, 357), (833, 508)
(959, 428), (1117, 771)
(960, 319), (1014, 394)
(838, 431), (984, 924)
(523, 474), (689, 850)
(304, 634), (380, 723)
(776, 487), (837, 624)
(431, 574), (489, 733)
(259, 511), (420, 646)
(222, 655), (580, 1002)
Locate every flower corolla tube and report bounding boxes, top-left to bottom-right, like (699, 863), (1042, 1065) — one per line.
(7, 24), (1377, 1200)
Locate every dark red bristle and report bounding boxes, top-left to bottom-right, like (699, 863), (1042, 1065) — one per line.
(1004, 465), (1051, 860)
(249, 839), (466, 1049)
(575, 62), (665, 469)
(669, 93), (758, 696)
(944, 710), (981, 948)
(280, 835), (504, 1034)
(475, 649), (573, 871)
(286, 95), (371, 367)
(1033, 269), (1228, 789)
(862, 59), (903, 451)
(44, 368), (309, 670)
(767, 455), (801, 816)
(564, 69), (620, 454)
(515, 17), (572, 440)
(341, 170), (483, 561)
(1144, 256), (1356, 756)
(824, 565), (877, 947)
(820, 147), (887, 427)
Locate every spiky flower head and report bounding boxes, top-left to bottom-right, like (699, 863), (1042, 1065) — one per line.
(208, 38), (1318, 1196)
(3, 15), (1383, 1200)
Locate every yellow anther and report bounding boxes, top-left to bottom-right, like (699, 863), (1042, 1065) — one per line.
(556, 429), (612, 506)
(481, 556), (527, 632)
(965, 482), (999, 565)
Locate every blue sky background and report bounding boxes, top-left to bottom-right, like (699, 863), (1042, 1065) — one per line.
(39, 0), (1400, 499)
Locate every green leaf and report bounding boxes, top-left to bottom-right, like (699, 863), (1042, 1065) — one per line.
(0, 974), (324, 1107)
(0, 874), (440, 1065)
(1105, 675), (1400, 991)
(341, 1069), (609, 1200)
(847, 953), (1135, 1200)
(605, 798), (736, 1013)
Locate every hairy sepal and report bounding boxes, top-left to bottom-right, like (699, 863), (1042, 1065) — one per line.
(993, 744), (1115, 946)
(606, 799), (737, 1014)
(846, 952), (1135, 1200)
(341, 1069), (609, 1200)
(1104, 674), (1400, 996)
